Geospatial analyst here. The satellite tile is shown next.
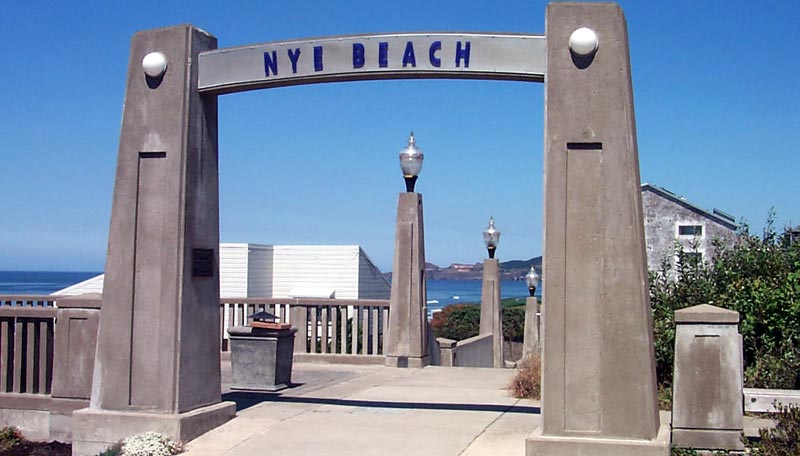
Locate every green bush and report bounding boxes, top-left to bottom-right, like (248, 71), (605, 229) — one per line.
(501, 297), (526, 308)
(96, 442), (122, 456)
(650, 214), (800, 389)
(431, 301), (527, 342)
(502, 306), (525, 342)
(670, 447), (697, 456)
(431, 304), (481, 341)
(751, 403), (800, 455)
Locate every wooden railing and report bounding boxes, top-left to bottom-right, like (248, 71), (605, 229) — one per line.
(0, 295), (392, 373)
(220, 298), (390, 360)
(0, 305), (56, 395)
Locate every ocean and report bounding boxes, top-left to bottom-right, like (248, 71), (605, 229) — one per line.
(0, 271), (99, 295)
(0, 272), (537, 311)
(425, 279), (536, 313)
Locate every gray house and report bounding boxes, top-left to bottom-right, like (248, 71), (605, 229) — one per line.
(642, 183), (737, 273)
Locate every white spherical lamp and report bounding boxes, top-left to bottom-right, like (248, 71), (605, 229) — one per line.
(569, 27), (598, 56)
(142, 52), (168, 78)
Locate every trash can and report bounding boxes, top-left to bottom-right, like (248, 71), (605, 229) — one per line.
(228, 324), (297, 391)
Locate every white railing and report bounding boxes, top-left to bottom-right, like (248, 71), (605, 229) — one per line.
(219, 298), (390, 360)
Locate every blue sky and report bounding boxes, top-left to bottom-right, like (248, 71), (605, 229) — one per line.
(1, 1), (798, 272)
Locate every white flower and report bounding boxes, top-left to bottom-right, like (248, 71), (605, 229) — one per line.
(121, 431), (183, 456)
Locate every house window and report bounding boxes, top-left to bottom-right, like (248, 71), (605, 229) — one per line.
(678, 225), (703, 236)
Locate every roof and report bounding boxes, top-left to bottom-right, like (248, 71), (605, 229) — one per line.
(53, 243), (389, 297)
(641, 183), (738, 230)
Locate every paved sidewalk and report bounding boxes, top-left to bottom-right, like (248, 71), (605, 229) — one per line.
(183, 361), (776, 455)
(183, 362), (540, 456)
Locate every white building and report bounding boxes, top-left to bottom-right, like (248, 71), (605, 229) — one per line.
(55, 244), (390, 299)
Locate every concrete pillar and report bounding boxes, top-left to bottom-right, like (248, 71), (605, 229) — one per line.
(385, 192), (429, 368)
(51, 294), (101, 402)
(522, 296), (541, 358)
(290, 306), (309, 353)
(672, 304), (744, 451)
(480, 259), (503, 368)
(527, 4), (669, 455)
(72, 25), (235, 456)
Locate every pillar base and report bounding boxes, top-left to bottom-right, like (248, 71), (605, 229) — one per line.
(525, 425), (671, 456)
(71, 401), (236, 456)
(385, 355), (429, 368)
(672, 428), (744, 451)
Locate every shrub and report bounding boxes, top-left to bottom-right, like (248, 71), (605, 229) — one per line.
(502, 306), (525, 342)
(670, 448), (697, 456)
(431, 304), (481, 341)
(432, 301), (530, 343)
(650, 215), (800, 389)
(121, 432), (183, 456)
(751, 403), (800, 456)
(658, 386), (672, 411)
(501, 297), (526, 308)
(97, 442), (122, 456)
(509, 353), (541, 399)
(0, 426), (23, 451)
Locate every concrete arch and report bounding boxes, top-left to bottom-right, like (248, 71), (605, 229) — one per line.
(198, 33), (545, 94)
(73, 4), (668, 456)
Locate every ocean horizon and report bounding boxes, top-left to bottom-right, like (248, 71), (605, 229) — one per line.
(0, 271), (535, 311)
(0, 270), (100, 295)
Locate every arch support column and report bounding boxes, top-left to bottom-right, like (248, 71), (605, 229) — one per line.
(528, 3), (670, 455)
(72, 25), (234, 456)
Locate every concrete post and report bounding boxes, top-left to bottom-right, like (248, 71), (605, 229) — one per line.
(385, 192), (429, 368)
(522, 296), (540, 358)
(527, 4), (669, 455)
(290, 306), (309, 354)
(72, 25), (235, 456)
(51, 294), (101, 402)
(672, 304), (744, 451)
(480, 258), (503, 368)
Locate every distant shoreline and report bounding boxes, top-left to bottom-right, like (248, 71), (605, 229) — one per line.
(384, 256), (542, 282)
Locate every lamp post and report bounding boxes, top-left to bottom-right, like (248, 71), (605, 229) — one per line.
(479, 217), (503, 368)
(399, 132), (424, 193)
(525, 265), (540, 297)
(523, 265), (542, 357)
(386, 132), (429, 368)
(482, 217), (501, 259)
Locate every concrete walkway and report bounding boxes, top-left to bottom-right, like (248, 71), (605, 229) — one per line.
(183, 362), (540, 456)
